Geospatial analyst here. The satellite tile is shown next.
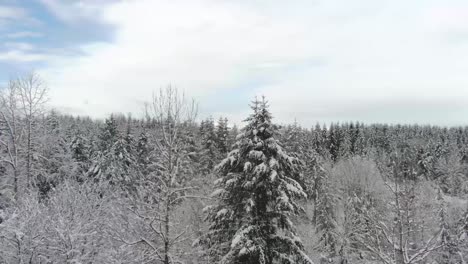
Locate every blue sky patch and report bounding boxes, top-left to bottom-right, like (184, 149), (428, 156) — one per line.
(0, 0), (114, 82)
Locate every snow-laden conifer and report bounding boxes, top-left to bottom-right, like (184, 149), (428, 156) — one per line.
(314, 168), (337, 256)
(201, 96), (313, 264)
(216, 117), (230, 154)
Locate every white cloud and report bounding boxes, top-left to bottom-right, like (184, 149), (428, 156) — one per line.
(0, 5), (25, 19)
(40, 0), (468, 125)
(38, 0), (113, 25)
(0, 50), (49, 62)
(0, 5), (27, 29)
(6, 31), (43, 39)
(41, 0), (315, 118)
(4, 42), (35, 51)
(0, 5), (41, 29)
(0, 41), (50, 63)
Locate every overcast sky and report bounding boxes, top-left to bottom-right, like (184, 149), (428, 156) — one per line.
(1, 0), (468, 126)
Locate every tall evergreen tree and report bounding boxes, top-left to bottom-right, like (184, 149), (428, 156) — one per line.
(70, 129), (91, 182)
(201, 97), (312, 264)
(328, 123), (340, 162)
(339, 123), (351, 159)
(136, 130), (151, 177)
(199, 117), (220, 173)
(283, 120), (303, 155)
(216, 117), (230, 154)
(36, 114), (75, 198)
(124, 118), (136, 157)
(314, 167), (337, 256)
(354, 122), (365, 156)
(98, 115), (119, 151)
(89, 115), (138, 189)
(312, 123), (324, 156)
(227, 124), (238, 152)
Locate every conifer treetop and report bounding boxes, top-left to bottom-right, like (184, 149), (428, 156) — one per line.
(202, 96), (313, 264)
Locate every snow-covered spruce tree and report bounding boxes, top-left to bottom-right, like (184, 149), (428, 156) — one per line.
(202, 96), (312, 264)
(312, 123), (325, 156)
(35, 113), (75, 199)
(216, 117), (230, 154)
(353, 122), (366, 156)
(123, 119), (136, 157)
(227, 124), (239, 152)
(98, 115), (119, 151)
(282, 120), (302, 154)
(327, 123), (340, 162)
(88, 116), (139, 192)
(281, 122), (319, 204)
(70, 129), (92, 181)
(135, 130), (151, 177)
(199, 117), (220, 174)
(313, 167), (337, 256)
(339, 124), (351, 159)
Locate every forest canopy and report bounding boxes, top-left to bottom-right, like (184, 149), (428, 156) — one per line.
(0, 75), (467, 264)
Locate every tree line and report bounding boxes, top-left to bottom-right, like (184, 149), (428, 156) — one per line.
(0, 74), (467, 263)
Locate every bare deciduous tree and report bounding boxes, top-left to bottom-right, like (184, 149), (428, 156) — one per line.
(0, 73), (48, 201)
(16, 72), (48, 189)
(355, 160), (444, 264)
(109, 86), (199, 264)
(0, 80), (23, 200)
(150, 86), (198, 264)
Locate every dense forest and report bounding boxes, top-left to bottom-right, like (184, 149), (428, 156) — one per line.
(0, 75), (467, 264)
